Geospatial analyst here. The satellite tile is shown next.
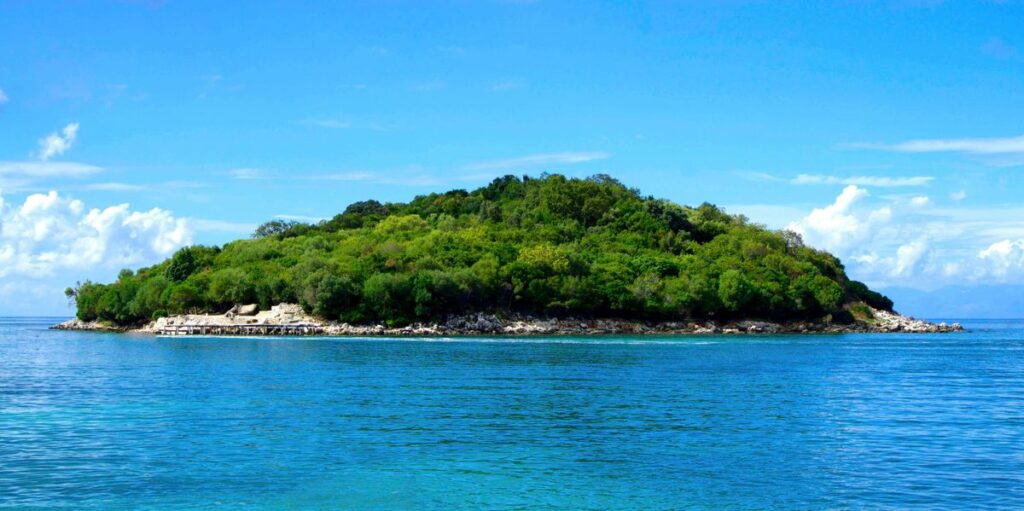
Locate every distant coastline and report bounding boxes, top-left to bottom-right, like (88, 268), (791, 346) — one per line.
(52, 303), (963, 336)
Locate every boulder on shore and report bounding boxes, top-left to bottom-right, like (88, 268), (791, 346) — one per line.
(53, 303), (964, 336)
(237, 304), (259, 316)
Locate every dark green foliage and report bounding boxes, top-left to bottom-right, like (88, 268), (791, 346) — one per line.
(68, 174), (890, 326)
(253, 220), (306, 239)
(846, 280), (894, 312)
(299, 270), (360, 320)
(165, 248), (197, 282)
(322, 200), (390, 231)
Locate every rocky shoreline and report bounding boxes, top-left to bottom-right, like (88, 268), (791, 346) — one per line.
(52, 303), (964, 336)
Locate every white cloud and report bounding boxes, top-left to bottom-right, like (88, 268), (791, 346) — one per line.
(275, 214), (326, 223)
(791, 174), (933, 187)
(857, 134), (1024, 154)
(787, 185), (891, 253)
(910, 196), (931, 207)
(311, 171), (377, 182)
(82, 182), (147, 192)
(977, 239), (1024, 280)
(0, 190), (191, 278)
(950, 190), (967, 202)
(0, 161), (101, 178)
(893, 239), (929, 277)
(0, 88), (7, 104)
(789, 185), (1024, 287)
(37, 123), (80, 161)
(735, 171), (786, 183)
(230, 168), (269, 180)
(302, 118), (352, 129)
(464, 151), (610, 171)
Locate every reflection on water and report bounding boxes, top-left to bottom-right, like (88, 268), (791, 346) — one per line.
(1, 318), (1023, 510)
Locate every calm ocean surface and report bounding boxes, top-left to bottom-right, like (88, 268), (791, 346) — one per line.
(1, 318), (1022, 510)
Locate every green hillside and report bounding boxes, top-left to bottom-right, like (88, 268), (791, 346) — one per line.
(66, 174), (893, 327)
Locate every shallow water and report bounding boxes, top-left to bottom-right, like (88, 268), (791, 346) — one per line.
(1, 317), (1022, 510)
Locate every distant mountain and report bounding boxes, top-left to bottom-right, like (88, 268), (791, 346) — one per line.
(883, 286), (1024, 320)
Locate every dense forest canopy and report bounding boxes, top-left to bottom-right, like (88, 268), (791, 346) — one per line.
(66, 174), (893, 326)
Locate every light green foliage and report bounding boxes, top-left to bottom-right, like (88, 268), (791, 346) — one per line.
(69, 174), (893, 326)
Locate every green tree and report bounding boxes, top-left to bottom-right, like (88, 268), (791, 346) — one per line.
(208, 268), (254, 307)
(718, 269), (754, 314)
(166, 248), (198, 283)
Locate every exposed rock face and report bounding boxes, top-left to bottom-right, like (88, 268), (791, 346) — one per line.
(870, 308), (963, 333)
(139, 303), (317, 333)
(51, 318), (129, 332)
(237, 304), (259, 316)
(54, 304), (963, 336)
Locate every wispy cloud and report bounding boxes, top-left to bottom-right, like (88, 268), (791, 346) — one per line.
(0, 88), (8, 104)
(792, 174), (933, 187)
(0, 161), (101, 178)
(310, 171), (378, 182)
(849, 134), (1024, 154)
(358, 45), (390, 56)
(82, 182), (147, 192)
(734, 171), (786, 183)
(436, 45), (468, 56)
(464, 151), (610, 171)
(301, 118), (352, 129)
(910, 195), (931, 207)
(275, 214), (326, 223)
(490, 80), (526, 92)
(162, 180), (207, 189)
(314, 171), (446, 186)
(198, 74), (222, 99)
(37, 123), (79, 161)
(230, 168), (269, 180)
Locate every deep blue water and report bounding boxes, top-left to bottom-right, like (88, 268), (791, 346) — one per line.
(1, 318), (1023, 510)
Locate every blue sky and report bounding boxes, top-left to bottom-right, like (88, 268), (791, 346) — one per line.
(2, 1), (1024, 316)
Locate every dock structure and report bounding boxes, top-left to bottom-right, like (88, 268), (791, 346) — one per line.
(157, 323), (325, 336)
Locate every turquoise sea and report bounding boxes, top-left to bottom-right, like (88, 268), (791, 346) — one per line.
(1, 317), (1022, 510)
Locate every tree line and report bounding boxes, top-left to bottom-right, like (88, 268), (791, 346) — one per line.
(67, 174), (893, 326)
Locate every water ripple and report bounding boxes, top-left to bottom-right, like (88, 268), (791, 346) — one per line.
(0, 318), (1022, 509)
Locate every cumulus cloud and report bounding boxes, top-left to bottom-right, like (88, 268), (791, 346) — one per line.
(893, 239), (929, 277)
(37, 123), (80, 161)
(0, 189), (192, 278)
(791, 174), (933, 187)
(787, 185), (891, 253)
(790, 185), (1024, 287)
(977, 239), (1024, 280)
(950, 190), (967, 202)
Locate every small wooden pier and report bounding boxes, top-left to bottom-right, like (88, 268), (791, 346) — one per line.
(157, 323), (325, 336)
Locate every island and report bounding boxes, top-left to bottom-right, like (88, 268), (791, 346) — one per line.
(55, 174), (961, 335)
